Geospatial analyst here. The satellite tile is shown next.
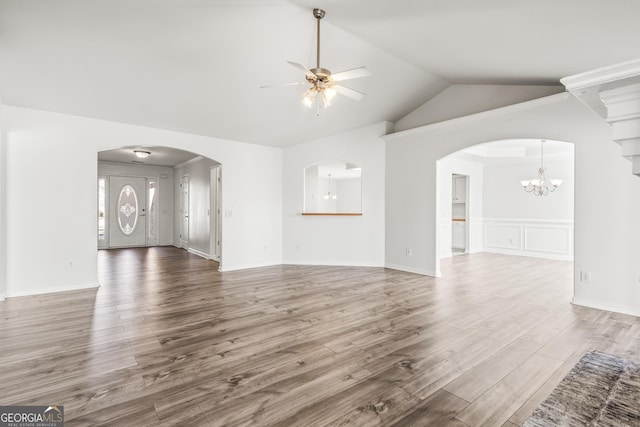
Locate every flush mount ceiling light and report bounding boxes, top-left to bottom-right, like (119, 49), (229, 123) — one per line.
(260, 8), (371, 110)
(520, 140), (563, 196)
(134, 150), (151, 159)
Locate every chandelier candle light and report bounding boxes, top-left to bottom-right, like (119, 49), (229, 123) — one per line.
(520, 140), (563, 196)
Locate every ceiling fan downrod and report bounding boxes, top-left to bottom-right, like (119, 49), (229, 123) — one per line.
(310, 8), (331, 81)
(313, 8), (325, 70)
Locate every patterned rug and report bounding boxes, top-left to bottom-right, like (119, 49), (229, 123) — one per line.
(524, 351), (640, 427)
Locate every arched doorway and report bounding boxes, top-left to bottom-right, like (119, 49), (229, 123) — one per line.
(435, 139), (575, 276)
(97, 146), (223, 267)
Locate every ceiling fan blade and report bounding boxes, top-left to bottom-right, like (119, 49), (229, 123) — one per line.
(335, 84), (366, 101)
(329, 66), (371, 82)
(287, 61), (315, 78)
(260, 82), (307, 89)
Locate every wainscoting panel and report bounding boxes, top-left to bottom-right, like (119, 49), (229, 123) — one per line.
(525, 226), (571, 255)
(484, 224), (522, 250)
(483, 219), (573, 261)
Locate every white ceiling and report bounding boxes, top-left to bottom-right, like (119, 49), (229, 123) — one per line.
(290, 0), (640, 84)
(447, 139), (574, 165)
(1, 0), (640, 148)
(98, 146), (201, 167)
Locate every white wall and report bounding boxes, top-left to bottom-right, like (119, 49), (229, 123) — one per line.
(1, 105), (282, 297)
(336, 178), (361, 213)
(436, 157), (484, 262)
(483, 154), (574, 220)
(315, 175), (338, 213)
(395, 85), (563, 132)
(174, 157), (218, 257)
(385, 92), (640, 316)
(283, 122), (388, 267)
(482, 153), (574, 260)
(0, 103), (5, 300)
(98, 161), (175, 246)
(572, 126), (640, 315)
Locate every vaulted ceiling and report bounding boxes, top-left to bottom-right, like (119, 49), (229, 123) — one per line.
(1, 0), (639, 147)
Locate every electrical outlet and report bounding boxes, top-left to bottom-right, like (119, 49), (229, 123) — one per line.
(295, 244), (301, 251)
(580, 271), (591, 283)
(406, 248), (412, 257)
(67, 260), (73, 269)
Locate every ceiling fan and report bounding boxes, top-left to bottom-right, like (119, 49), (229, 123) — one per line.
(261, 8), (371, 109)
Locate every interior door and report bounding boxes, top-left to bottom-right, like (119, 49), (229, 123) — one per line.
(179, 175), (189, 249)
(109, 176), (147, 247)
(210, 166), (221, 261)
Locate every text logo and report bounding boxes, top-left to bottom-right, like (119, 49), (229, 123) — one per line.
(0, 405), (64, 427)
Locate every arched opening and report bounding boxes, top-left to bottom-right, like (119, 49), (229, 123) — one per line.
(97, 146), (222, 268)
(303, 160), (363, 215)
(435, 138), (575, 297)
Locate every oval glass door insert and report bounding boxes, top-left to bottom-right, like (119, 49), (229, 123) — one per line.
(118, 185), (138, 235)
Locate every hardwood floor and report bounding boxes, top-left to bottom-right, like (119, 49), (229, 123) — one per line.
(1, 247), (639, 426)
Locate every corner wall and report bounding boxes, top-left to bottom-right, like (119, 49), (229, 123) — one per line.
(174, 157), (218, 257)
(282, 122), (388, 267)
(2, 106), (282, 297)
(395, 84), (563, 132)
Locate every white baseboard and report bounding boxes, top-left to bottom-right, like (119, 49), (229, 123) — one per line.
(282, 259), (384, 268)
(6, 282), (100, 299)
(482, 247), (573, 261)
(219, 262), (282, 272)
(384, 263), (440, 277)
(440, 250), (453, 259)
(571, 297), (640, 317)
(187, 247), (211, 260)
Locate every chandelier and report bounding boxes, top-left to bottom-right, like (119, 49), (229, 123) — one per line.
(520, 140), (563, 196)
(323, 174), (337, 200)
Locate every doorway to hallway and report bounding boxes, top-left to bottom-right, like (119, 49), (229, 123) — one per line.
(97, 146), (223, 267)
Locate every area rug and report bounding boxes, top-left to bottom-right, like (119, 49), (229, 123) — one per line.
(524, 350), (640, 427)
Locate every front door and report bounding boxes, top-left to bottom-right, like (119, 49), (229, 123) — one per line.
(109, 176), (147, 247)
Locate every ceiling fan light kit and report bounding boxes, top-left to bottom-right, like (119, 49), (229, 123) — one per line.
(261, 8), (371, 111)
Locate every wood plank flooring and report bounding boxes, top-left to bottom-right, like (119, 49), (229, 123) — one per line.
(1, 247), (639, 426)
